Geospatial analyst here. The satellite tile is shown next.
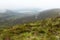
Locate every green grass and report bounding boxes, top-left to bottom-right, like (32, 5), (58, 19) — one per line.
(0, 17), (60, 40)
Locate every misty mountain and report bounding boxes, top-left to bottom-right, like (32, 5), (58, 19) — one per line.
(0, 8), (60, 27)
(0, 10), (34, 20)
(0, 9), (38, 27)
(37, 9), (60, 19)
(12, 9), (60, 25)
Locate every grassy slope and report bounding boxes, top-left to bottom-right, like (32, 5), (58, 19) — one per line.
(0, 17), (60, 40)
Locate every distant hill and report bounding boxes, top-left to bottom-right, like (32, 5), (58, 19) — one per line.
(0, 9), (60, 27)
(0, 9), (35, 20)
(37, 9), (60, 19)
(0, 9), (38, 27)
(12, 9), (60, 24)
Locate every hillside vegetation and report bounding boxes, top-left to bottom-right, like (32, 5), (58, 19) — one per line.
(0, 17), (60, 40)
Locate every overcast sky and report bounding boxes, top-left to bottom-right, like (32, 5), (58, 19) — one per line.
(0, 0), (60, 10)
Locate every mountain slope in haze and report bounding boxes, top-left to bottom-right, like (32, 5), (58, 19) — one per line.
(0, 10), (32, 19)
(0, 10), (35, 27)
(37, 9), (60, 19)
(12, 9), (60, 25)
(0, 9), (60, 27)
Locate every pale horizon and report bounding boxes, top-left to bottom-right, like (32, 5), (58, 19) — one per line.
(0, 0), (60, 10)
